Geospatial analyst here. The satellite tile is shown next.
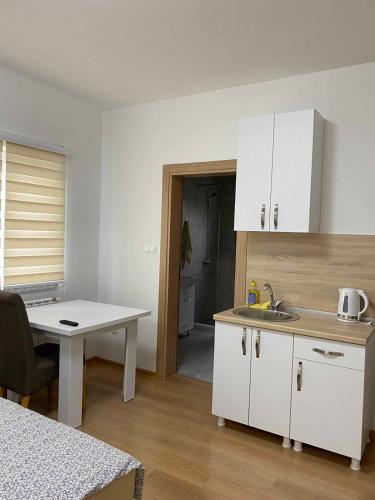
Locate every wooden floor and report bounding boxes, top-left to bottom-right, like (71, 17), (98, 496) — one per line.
(30, 359), (375, 500)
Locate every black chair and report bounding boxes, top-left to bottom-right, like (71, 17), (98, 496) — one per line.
(0, 291), (59, 408)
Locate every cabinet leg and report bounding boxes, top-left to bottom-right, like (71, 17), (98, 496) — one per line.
(217, 417), (226, 427)
(282, 437), (291, 449)
(350, 458), (361, 471)
(293, 440), (303, 452)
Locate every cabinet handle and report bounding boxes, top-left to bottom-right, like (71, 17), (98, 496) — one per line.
(242, 329), (246, 355)
(297, 361), (302, 391)
(260, 204), (265, 229)
(312, 348), (344, 357)
(273, 203), (279, 230)
(255, 330), (260, 358)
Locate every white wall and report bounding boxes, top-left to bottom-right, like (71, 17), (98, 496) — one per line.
(0, 66), (103, 310)
(99, 62), (375, 371)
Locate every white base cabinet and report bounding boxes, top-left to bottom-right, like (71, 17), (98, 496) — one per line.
(290, 358), (364, 460)
(212, 322), (375, 470)
(212, 323), (293, 438)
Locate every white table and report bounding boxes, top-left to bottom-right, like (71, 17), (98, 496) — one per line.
(27, 300), (150, 428)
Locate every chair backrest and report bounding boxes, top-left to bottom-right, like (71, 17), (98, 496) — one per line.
(0, 291), (37, 394)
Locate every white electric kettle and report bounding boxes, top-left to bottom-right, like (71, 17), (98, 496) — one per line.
(337, 288), (369, 322)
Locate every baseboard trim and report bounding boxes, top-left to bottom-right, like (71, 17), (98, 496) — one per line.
(86, 356), (98, 366)
(194, 322), (215, 332)
(137, 367), (157, 377)
(87, 356), (157, 377)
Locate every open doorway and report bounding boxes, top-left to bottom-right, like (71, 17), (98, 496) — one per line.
(177, 176), (236, 382)
(157, 160), (247, 379)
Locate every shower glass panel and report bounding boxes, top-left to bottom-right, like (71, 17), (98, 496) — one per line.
(198, 179), (236, 324)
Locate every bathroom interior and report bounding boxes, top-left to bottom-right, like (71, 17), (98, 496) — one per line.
(177, 176), (236, 382)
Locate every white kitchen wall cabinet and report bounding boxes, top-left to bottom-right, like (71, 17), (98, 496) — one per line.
(234, 109), (324, 232)
(212, 322), (251, 425)
(249, 329), (293, 439)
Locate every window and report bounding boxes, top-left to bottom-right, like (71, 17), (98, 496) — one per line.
(0, 140), (66, 289)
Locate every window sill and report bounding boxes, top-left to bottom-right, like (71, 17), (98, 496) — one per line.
(3, 280), (65, 294)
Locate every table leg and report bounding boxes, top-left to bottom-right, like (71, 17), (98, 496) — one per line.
(58, 336), (84, 428)
(123, 320), (138, 402)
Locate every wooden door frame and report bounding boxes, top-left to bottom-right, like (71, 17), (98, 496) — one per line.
(156, 160), (247, 379)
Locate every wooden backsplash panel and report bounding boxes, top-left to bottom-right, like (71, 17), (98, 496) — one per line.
(246, 233), (375, 315)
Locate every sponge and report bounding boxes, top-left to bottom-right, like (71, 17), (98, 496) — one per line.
(249, 301), (271, 310)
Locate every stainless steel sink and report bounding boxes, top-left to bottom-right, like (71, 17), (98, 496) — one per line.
(233, 307), (300, 322)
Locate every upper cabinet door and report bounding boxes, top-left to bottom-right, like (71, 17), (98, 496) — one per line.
(234, 115), (274, 231)
(270, 109), (324, 232)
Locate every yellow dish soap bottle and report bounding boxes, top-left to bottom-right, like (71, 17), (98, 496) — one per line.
(248, 280), (260, 306)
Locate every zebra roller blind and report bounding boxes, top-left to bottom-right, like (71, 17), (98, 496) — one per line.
(0, 140), (66, 287)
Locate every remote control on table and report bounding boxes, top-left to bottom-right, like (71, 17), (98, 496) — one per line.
(59, 319), (79, 327)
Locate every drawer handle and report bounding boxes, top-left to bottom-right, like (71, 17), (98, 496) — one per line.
(273, 203), (279, 230)
(312, 348), (344, 357)
(255, 330), (260, 358)
(260, 204), (265, 229)
(242, 329), (246, 355)
(297, 361), (302, 391)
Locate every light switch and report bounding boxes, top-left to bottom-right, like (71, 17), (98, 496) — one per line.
(151, 245), (158, 254)
(144, 245), (150, 253)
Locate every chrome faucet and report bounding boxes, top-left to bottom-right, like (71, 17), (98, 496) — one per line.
(264, 283), (283, 310)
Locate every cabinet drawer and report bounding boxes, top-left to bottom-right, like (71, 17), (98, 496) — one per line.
(293, 335), (365, 371)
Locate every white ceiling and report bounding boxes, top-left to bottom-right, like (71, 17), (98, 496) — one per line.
(1, 0), (375, 109)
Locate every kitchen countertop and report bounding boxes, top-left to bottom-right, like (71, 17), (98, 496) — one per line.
(213, 307), (375, 346)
